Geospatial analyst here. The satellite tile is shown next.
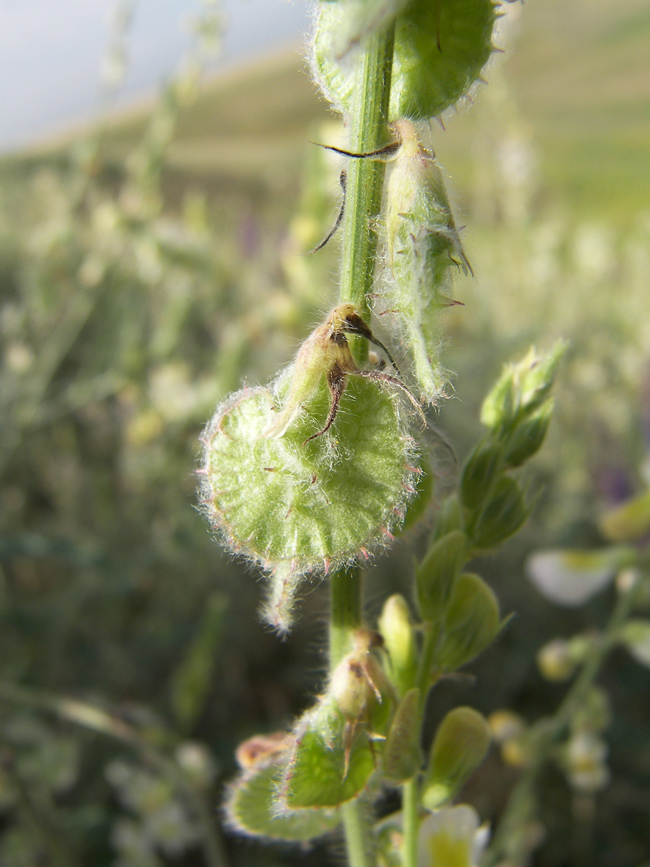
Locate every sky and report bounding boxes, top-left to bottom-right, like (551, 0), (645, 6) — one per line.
(0, 0), (310, 152)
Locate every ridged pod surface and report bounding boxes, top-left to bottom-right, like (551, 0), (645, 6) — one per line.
(199, 365), (419, 629)
(382, 119), (470, 403)
(312, 0), (498, 121)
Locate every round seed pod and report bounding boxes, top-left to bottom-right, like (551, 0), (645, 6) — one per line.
(311, 0), (498, 121)
(199, 370), (420, 631)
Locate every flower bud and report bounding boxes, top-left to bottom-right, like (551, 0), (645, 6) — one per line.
(469, 475), (528, 551)
(423, 707), (491, 809)
(480, 344), (566, 436)
(460, 438), (504, 512)
(378, 594), (418, 694)
(501, 400), (553, 468)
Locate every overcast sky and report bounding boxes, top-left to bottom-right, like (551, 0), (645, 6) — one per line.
(0, 0), (310, 152)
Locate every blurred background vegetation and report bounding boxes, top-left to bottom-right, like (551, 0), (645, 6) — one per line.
(1, 0), (649, 865)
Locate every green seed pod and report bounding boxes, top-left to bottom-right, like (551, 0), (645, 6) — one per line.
(437, 572), (501, 671)
(381, 119), (470, 403)
(281, 630), (395, 809)
(199, 305), (421, 632)
(423, 706), (491, 809)
(224, 733), (340, 841)
(311, 0), (498, 121)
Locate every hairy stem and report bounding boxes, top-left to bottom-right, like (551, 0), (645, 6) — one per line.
(329, 22), (396, 867)
(338, 25), (395, 361)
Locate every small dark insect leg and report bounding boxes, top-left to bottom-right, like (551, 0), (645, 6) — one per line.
(357, 370), (428, 426)
(303, 367), (347, 444)
(308, 170), (347, 254)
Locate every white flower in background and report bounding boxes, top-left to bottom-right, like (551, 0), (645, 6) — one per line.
(564, 732), (610, 793)
(418, 805), (489, 867)
(526, 549), (619, 607)
(620, 619), (650, 668)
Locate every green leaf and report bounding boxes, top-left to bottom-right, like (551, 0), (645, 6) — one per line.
(282, 701), (377, 808)
(416, 530), (468, 621)
(383, 688), (423, 783)
(225, 759), (340, 841)
(437, 573), (501, 671)
(423, 707), (491, 809)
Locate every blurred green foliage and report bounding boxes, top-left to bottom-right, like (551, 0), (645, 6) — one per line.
(1, 1), (649, 865)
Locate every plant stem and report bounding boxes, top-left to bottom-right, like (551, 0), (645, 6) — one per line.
(402, 776), (421, 867)
(483, 573), (643, 867)
(329, 22), (396, 867)
(401, 621), (441, 867)
(338, 25), (395, 358)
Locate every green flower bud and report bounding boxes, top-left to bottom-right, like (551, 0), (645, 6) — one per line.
(480, 343), (566, 436)
(416, 530), (468, 621)
(437, 572), (501, 671)
(460, 438), (504, 512)
(382, 688), (423, 783)
(501, 399), (553, 468)
(381, 119), (470, 403)
(423, 707), (491, 809)
(468, 475), (528, 551)
(312, 0), (497, 121)
(199, 305), (421, 632)
(378, 594), (418, 694)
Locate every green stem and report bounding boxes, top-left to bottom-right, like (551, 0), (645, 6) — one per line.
(329, 23), (395, 866)
(330, 566), (364, 666)
(402, 776), (421, 867)
(401, 621), (441, 867)
(484, 573), (642, 867)
(339, 25), (395, 359)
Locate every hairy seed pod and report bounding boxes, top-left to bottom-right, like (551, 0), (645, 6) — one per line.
(382, 119), (470, 403)
(199, 306), (421, 632)
(311, 0), (498, 121)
